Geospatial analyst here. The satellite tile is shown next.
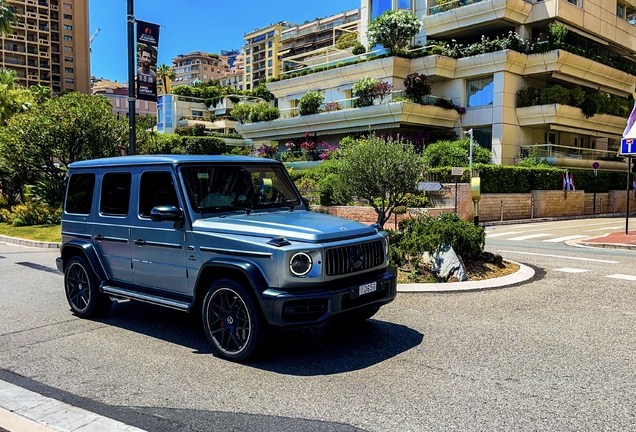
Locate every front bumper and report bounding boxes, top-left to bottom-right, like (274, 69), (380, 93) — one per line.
(257, 269), (397, 327)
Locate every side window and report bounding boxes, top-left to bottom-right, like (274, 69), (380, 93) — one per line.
(66, 173), (95, 215)
(100, 172), (132, 216)
(139, 171), (179, 217)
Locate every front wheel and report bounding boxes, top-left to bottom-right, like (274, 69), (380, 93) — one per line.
(64, 256), (111, 318)
(201, 279), (266, 362)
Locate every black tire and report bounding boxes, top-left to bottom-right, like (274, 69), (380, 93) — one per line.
(64, 256), (111, 318)
(201, 279), (266, 362)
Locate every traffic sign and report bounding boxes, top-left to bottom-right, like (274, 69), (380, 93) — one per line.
(418, 182), (444, 191)
(451, 167), (463, 176)
(592, 161), (600, 170)
(621, 138), (636, 155)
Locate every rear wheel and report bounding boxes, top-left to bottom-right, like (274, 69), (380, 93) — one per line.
(201, 279), (266, 362)
(64, 256), (111, 318)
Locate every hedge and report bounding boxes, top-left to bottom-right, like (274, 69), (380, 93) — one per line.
(182, 136), (226, 155)
(428, 165), (632, 193)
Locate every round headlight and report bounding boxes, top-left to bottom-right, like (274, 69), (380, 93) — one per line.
(384, 237), (390, 256)
(290, 252), (312, 276)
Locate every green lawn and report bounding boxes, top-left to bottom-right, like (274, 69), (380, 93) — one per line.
(0, 223), (61, 243)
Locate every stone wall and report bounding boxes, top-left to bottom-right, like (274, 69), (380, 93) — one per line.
(318, 185), (636, 226)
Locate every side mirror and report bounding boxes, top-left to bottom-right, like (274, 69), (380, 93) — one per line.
(150, 205), (183, 223)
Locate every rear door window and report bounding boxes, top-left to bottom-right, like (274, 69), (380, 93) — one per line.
(100, 172), (132, 216)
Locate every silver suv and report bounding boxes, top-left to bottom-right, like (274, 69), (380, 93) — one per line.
(56, 155), (396, 361)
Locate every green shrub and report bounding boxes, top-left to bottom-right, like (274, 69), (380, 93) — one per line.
(249, 102), (280, 122)
(400, 192), (429, 208)
(540, 85), (570, 105)
(182, 136), (226, 155)
(391, 213), (485, 266)
(569, 87), (586, 107)
(230, 103), (252, 123)
(298, 91), (325, 116)
(516, 87), (541, 107)
(336, 32), (359, 50)
(139, 133), (184, 155)
(318, 173), (342, 206)
(353, 75), (378, 107)
(404, 73), (432, 102)
(352, 43), (366, 55)
(5, 202), (62, 226)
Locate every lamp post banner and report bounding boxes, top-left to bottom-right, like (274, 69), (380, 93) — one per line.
(136, 20), (160, 102)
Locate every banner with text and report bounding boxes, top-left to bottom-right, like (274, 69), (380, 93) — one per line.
(136, 20), (160, 102)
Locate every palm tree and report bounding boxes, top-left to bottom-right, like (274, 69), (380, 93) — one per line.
(0, 0), (17, 36)
(156, 64), (176, 94)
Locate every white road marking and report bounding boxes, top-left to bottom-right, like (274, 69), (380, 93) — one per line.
(554, 268), (589, 273)
(497, 250), (619, 264)
(607, 274), (636, 281)
(585, 226), (623, 231)
(543, 235), (590, 243)
(486, 231), (521, 238)
(507, 233), (552, 241)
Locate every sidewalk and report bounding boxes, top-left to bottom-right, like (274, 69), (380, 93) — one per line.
(0, 379), (146, 432)
(576, 230), (636, 250)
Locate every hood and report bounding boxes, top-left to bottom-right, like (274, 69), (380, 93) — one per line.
(192, 210), (378, 242)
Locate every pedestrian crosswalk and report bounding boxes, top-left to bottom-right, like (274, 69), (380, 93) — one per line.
(487, 231), (591, 243)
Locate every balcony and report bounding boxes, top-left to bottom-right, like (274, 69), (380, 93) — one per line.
(519, 144), (628, 171)
(516, 104), (626, 137)
(423, 0), (532, 37)
(236, 96), (460, 141)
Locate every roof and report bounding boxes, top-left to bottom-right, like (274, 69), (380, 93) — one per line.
(68, 155), (278, 169)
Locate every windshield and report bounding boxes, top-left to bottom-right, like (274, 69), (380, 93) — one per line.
(180, 163), (301, 214)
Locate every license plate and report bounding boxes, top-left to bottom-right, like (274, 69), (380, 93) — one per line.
(359, 281), (377, 296)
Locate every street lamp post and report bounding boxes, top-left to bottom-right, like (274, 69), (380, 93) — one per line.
(465, 129), (480, 226)
(466, 128), (474, 172)
(127, 0), (136, 155)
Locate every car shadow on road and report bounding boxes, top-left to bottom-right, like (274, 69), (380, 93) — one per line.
(248, 320), (424, 375)
(95, 301), (423, 374)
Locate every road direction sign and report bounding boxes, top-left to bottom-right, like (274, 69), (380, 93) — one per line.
(418, 182), (444, 191)
(620, 138), (636, 155)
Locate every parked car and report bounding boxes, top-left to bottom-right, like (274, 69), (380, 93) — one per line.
(56, 155), (397, 361)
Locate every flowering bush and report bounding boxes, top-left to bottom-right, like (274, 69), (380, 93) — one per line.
(366, 10), (422, 55)
(256, 142), (278, 159)
(404, 73), (432, 102)
(372, 81), (393, 103)
(320, 144), (339, 161)
(324, 101), (341, 112)
(353, 75), (378, 107)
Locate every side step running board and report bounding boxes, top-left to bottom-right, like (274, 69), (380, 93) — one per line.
(102, 285), (191, 312)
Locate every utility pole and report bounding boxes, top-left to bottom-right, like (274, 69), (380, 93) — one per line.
(127, 0), (136, 155)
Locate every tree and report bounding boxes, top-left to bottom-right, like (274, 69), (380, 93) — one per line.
(366, 10), (422, 56)
(0, 0), (16, 36)
(0, 93), (126, 204)
(423, 137), (492, 168)
(334, 135), (425, 226)
(231, 103), (253, 123)
(156, 63), (176, 94)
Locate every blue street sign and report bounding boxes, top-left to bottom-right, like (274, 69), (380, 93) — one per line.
(621, 138), (636, 155)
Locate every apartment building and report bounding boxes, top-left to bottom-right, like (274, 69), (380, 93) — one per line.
(237, 0), (636, 171)
(1, 0), (90, 94)
(91, 77), (156, 118)
(243, 22), (295, 90)
(279, 9), (360, 71)
(171, 51), (230, 87)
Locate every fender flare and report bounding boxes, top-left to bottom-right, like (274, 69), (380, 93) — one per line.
(60, 240), (108, 283)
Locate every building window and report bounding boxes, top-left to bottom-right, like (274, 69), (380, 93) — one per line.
(64, 46), (73, 52)
(63, 3), (72, 9)
(267, 31), (274, 38)
(268, 50), (272, 57)
(466, 76), (494, 107)
(63, 35), (72, 41)
(64, 56), (73, 62)
(398, 0), (411, 7)
(268, 59), (272, 67)
(268, 69), (272, 76)
(617, 2), (625, 18)
(63, 25), (72, 30)
(246, 48), (250, 54)
(371, 0), (392, 19)
(63, 13), (72, 19)
(65, 78), (74, 83)
(192, 110), (203, 117)
(471, 126), (493, 151)
(246, 66), (251, 72)
(65, 67), (73, 73)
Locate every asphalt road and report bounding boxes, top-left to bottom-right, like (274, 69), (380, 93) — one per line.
(1, 217), (636, 431)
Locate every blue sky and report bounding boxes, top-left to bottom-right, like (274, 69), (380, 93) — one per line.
(89, 0), (361, 83)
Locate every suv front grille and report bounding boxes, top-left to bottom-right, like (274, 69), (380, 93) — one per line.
(325, 240), (384, 277)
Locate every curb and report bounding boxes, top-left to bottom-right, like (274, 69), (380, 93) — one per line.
(0, 235), (60, 249)
(397, 260), (534, 293)
(481, 212), (633, 227)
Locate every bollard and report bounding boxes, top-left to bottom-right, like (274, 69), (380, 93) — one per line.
(500, 200), (504, 222)
(531, 197), (534, 219)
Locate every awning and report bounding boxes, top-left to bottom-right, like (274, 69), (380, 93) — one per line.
(549, 124), (623, 140)
(278, 49), (291, 56)
(560, 22), (608, 46)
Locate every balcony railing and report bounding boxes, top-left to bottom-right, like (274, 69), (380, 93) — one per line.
(278, 91), (444, 119)
(519, 144), (624, 162)
(428, 0), (485, 15)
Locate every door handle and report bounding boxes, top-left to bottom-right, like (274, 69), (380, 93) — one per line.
(94, 234), (104, 241)
(134, 239), (146, 246)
